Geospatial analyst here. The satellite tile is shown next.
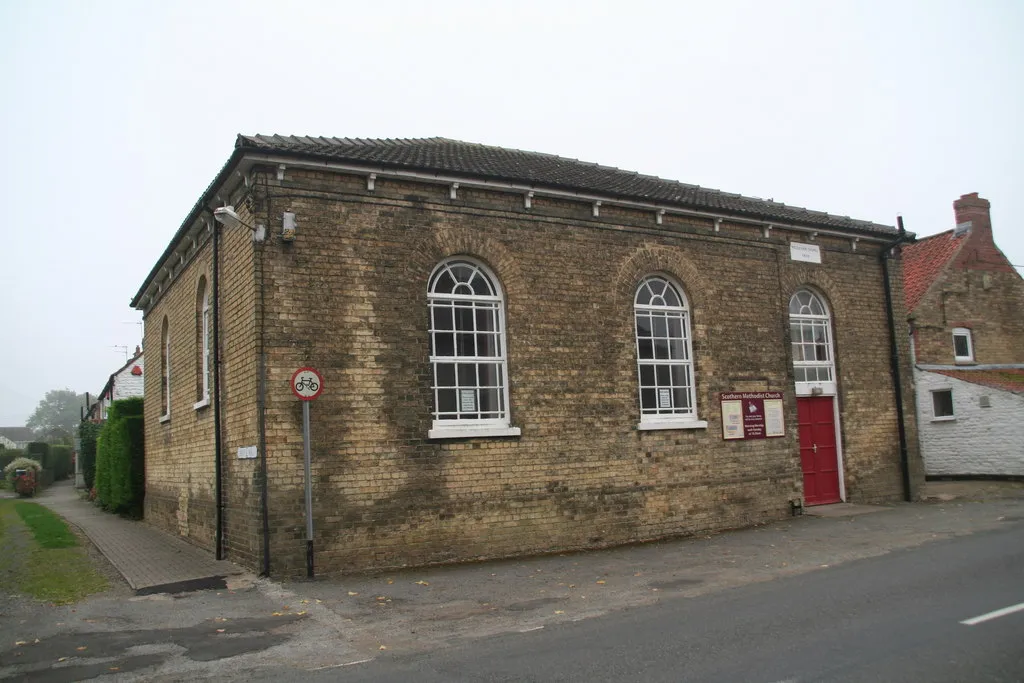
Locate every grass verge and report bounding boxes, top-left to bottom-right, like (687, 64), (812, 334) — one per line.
(0, 499), (108, 603)
(15, 502), (77, 548)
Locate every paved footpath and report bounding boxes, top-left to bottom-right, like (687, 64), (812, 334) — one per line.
(29, 480), (246, 594)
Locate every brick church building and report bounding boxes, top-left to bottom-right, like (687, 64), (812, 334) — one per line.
(132, 135), (923, 576)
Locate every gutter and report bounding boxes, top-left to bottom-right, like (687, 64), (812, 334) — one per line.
(880, 216), (913, 502)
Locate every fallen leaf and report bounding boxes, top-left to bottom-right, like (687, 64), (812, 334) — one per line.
(15, 641), (27, 646)
(76, 646), (87, 651)
(297, 611), (307, 616)
(216, 629), (226, 633)
(57, 657), (68, 662)
(34, 639), (39, 644)
(554, 610), (565, 615)
(387, 579), (394, 585)
(315, 599), (322, 604)
(109, 667), (120, 672)
(348, 591), (359, 596)
(415, 580), (429, 586)
(595, 580), (606, 585)
(568, 584), (575, 588)
(272, 612), (283, 616)
(282, 605), (290, 610)
(301, 599), (310, 604)
(379, 645), (387, 651)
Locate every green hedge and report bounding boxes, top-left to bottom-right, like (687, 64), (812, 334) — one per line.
(95, 398), (145, 516)
(0, 449), (23, 473)
(49, 445), (73, 481)
(27, 442), (49, 468)
(78, 422), (101, 490)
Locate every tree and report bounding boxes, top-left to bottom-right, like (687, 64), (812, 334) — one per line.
(26, 389), (88, 443)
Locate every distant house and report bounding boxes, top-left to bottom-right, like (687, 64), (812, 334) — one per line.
(0, 427), (35, 450)
(79, 347), (145, 486)
(87, 347), (145, 422)
(902, 193), (1024, 477)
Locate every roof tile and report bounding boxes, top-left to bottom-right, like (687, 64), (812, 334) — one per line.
(901, 230), (966, 313)
(236, 135), (897, 236)
(931, 368), (1024, 394)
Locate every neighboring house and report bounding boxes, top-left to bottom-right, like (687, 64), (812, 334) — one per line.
(80, 348), (144, 486)
(902, 193), (1024, 477)
(87, 347), (145, 422)
(0, 427), (35, 450)
(131, 135), (923, 577)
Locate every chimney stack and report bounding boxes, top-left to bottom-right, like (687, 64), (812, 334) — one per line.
(953, 192), (992, 240)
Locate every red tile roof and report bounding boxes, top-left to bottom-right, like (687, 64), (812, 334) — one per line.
(901, 230), (966, 313)
(931, 368), (1024, 394)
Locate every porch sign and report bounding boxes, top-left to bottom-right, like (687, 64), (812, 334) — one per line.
(721, 392), (786, 440)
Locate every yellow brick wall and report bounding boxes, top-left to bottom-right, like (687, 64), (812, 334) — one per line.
(232, 167), (923, 576)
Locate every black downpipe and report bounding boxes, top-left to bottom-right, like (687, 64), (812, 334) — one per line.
(212, 215), (225, 560)
(880, 216), (913, 502)
(257, 191), (271, 575)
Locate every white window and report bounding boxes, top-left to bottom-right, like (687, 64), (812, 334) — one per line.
(931, 389), (955, 420)
(789, 289), (836, 395)
(195, 276), (211, 408)
(160, 317), (171, 421)
(634, 275), (705, 429)
(952, 328), (974, 362)
(427, 258), (519, 439)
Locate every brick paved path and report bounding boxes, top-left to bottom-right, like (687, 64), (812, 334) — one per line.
(32, 481), (245, 594)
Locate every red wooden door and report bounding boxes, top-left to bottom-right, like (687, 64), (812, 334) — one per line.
(797, 397), (841, 506)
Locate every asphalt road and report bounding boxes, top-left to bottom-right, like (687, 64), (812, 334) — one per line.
(290, 521), (1024, 683)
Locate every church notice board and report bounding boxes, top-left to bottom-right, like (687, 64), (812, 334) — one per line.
(720, 392), (786, 440)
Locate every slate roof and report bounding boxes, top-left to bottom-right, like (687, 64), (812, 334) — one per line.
(235, 135), (898, 236)
(901, 229), (966, 313)
(931, 368), (1024, 394)
(0, 427), (35, 442)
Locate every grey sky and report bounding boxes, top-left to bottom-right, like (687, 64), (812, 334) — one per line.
(1, 0), (1021, 426)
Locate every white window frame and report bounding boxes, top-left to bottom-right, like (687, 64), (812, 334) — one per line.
(160, 317), (171, 422)
(931, 388), (955, 421)
(427, 258), (519, 439)
(194, 278), (212, 410)
(789, 289), (837, 396)
(634, 275), (706, 430)
(952, 327), (974, 363)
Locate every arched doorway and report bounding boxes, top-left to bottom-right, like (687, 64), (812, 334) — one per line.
(789, 289), (843, 505)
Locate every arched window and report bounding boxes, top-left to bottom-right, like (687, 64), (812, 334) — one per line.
(427, 258), (518, 438)
(160, 316), (171, 420)
(195, 276), (211, 405)
(634, 275), (700, 427)
(789, 289), (836, 394)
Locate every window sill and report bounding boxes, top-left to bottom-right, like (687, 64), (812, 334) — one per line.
(931, 415), (956, 422)
(159, 414), (171, 424)
(193, 397), (210, 411)
(428, 426), (522, 440)
(637, 419), (708, 431)
(953, 360), (975, 365)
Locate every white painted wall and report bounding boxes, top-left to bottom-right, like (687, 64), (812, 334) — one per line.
(914, 368), (1024, 476)
(112, 355), (144, 401)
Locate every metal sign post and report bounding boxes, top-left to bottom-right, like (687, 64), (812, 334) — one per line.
(291, 367), (324, 578)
